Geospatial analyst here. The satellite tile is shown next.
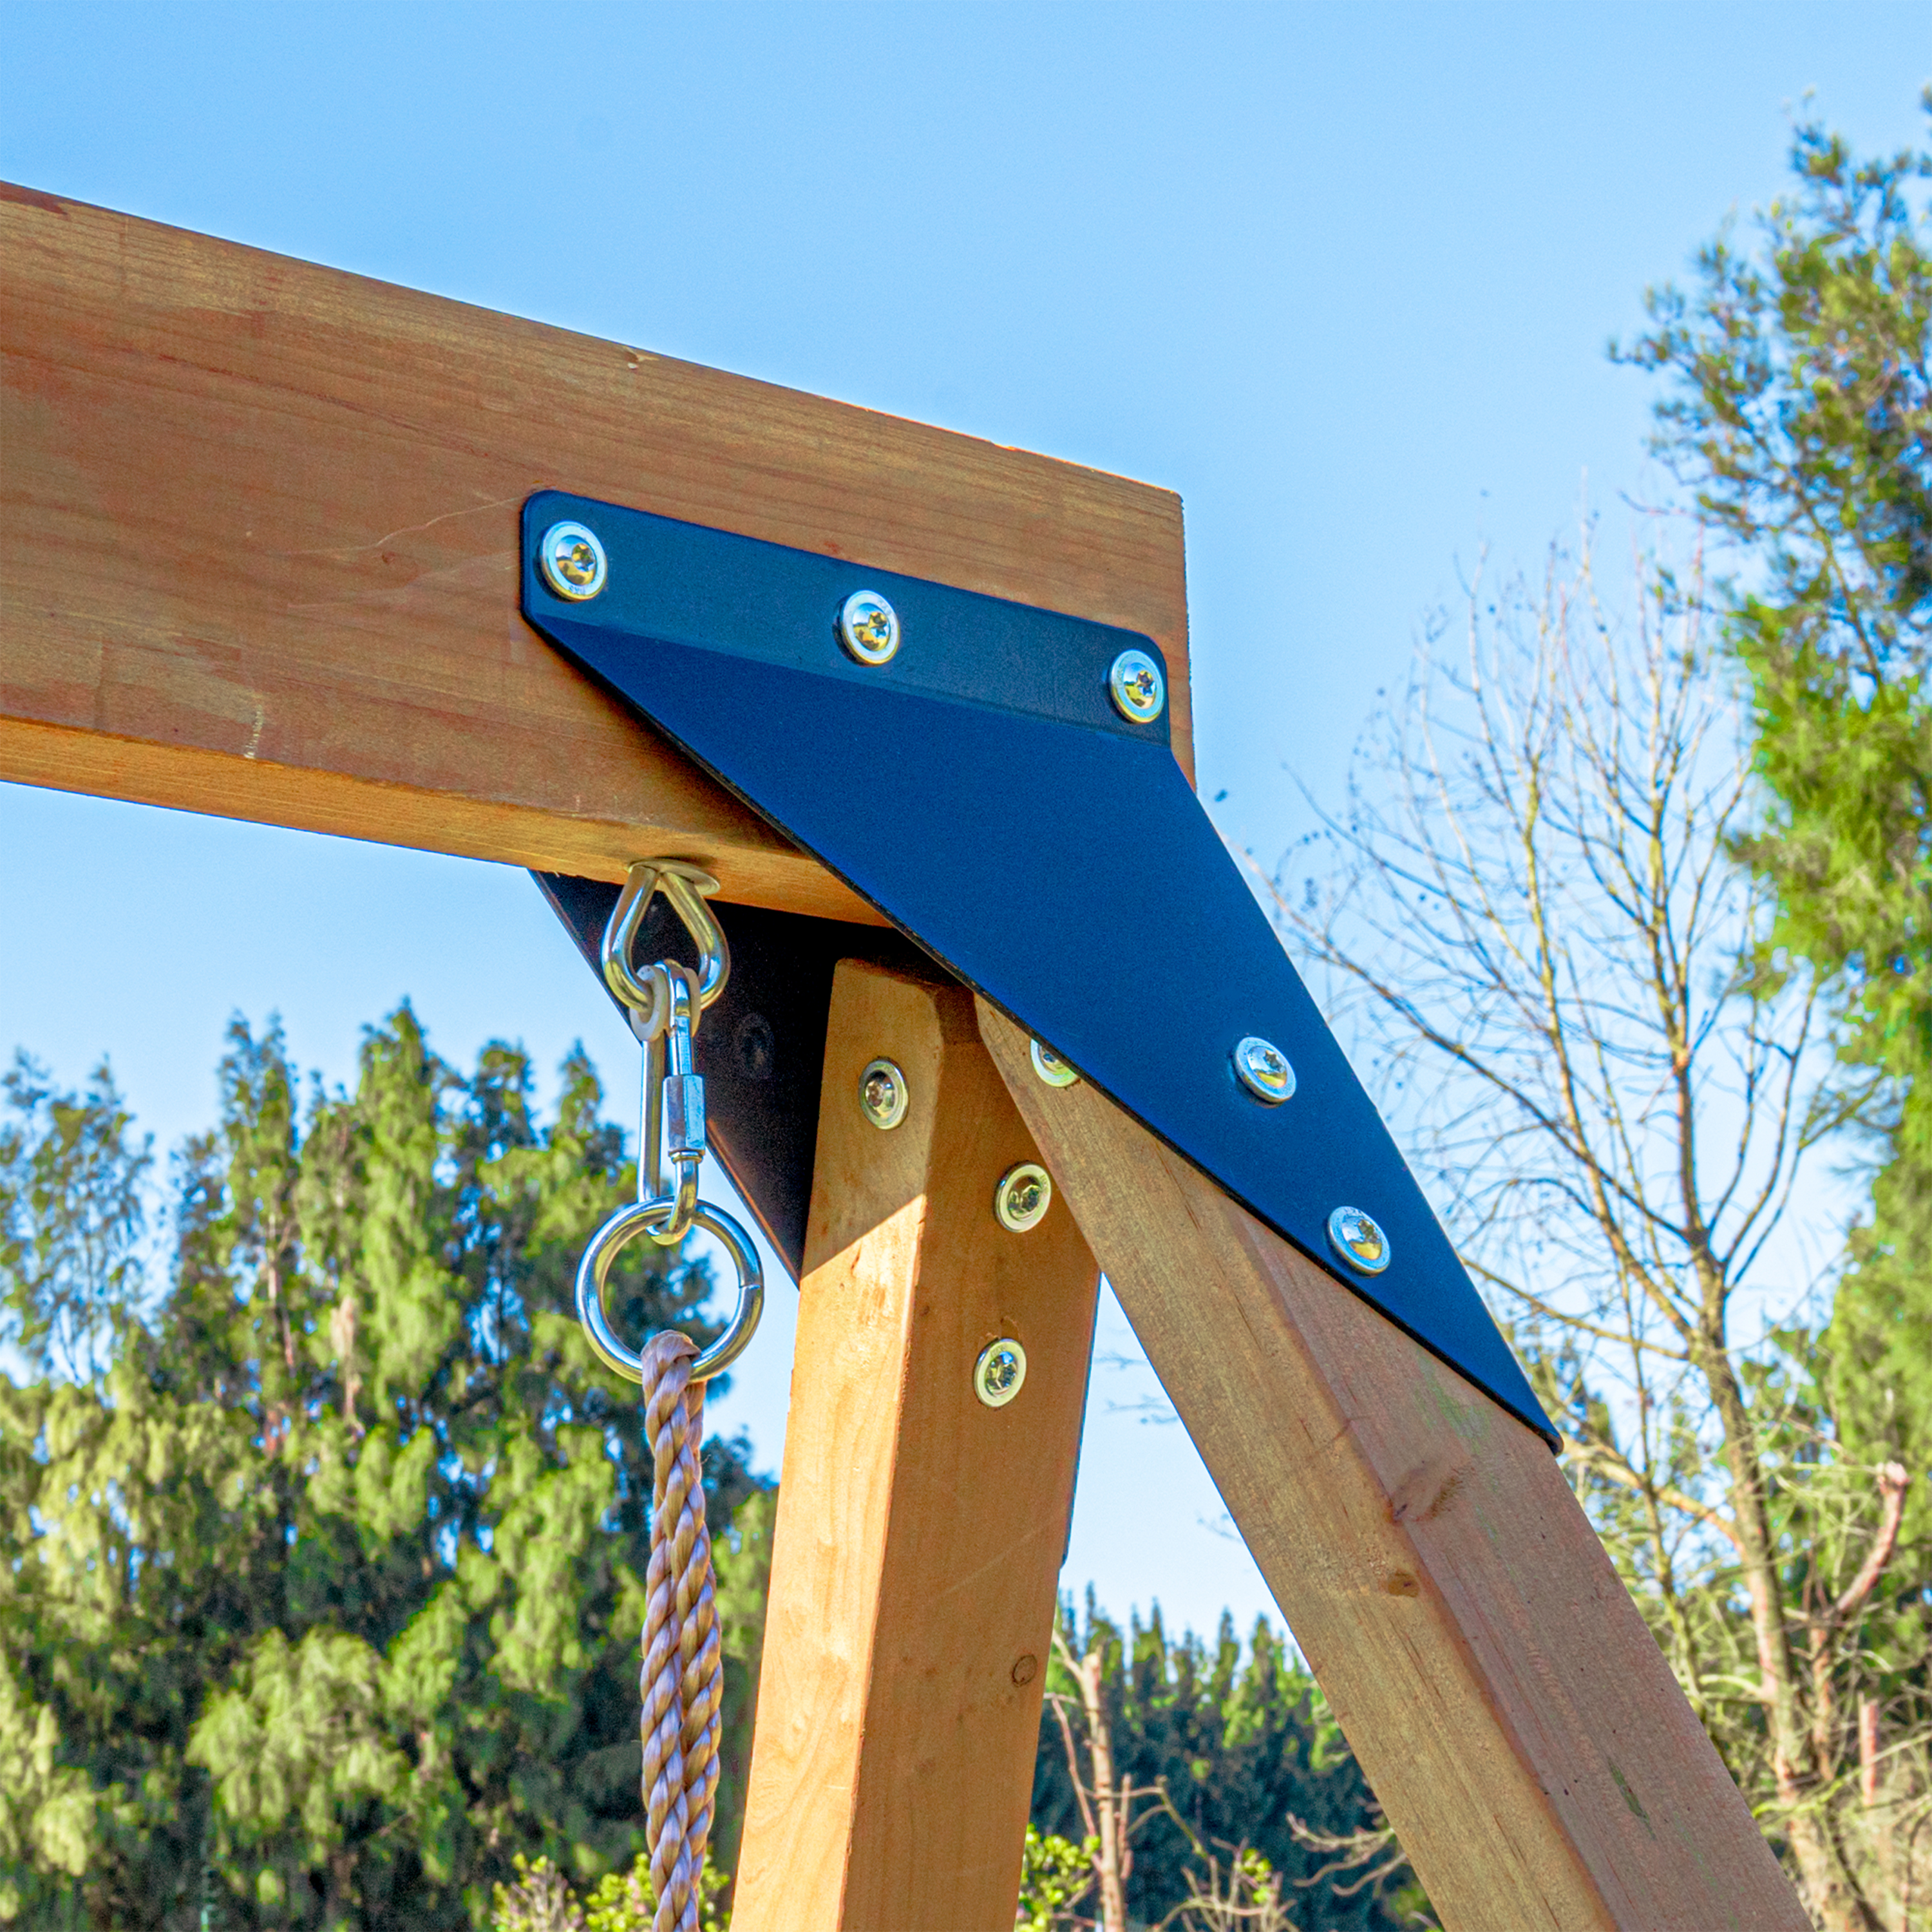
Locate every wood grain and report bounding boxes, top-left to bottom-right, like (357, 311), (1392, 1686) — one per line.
(978, 1001), (1805, 1932)
(733, 963), (1101, 1931)
(0, 183), (1191, 914)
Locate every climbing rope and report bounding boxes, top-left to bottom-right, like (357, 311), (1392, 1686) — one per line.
(574, 862), (764, 1932)
(639, 1330), (722, 1932)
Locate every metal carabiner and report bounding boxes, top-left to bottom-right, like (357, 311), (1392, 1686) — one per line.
(576, 857), (763, 1387)
(605, 860), (724, 1246)
(634, 962), (703, 1245)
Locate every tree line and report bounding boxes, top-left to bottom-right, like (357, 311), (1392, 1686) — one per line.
(0, 1015), (772, 1926)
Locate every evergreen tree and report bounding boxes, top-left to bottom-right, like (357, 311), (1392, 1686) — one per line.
(1622, 101), (1932, 1922)
(0, 1012), (766, 1929)
(1621, 101), (1932, 1502)
(1029, 1597), (1427, 1930)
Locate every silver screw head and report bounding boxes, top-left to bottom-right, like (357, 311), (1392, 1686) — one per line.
(1030, 1039), (1080, 1088)
(858, 1057), (909, 1130)
(994, 1161), (1052, 1232)
(1327, 1205), (1391, 1276)
(538, 520), (608, 601)
(1108, 647), (1166, 723)
(838, 589), (901, 665)
(974, 1337), (1028, 1408)
(1233, 1036), (1295, 1103)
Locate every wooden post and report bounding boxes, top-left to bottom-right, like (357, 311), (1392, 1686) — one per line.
(978, 1001), (1807, 1932)
(732, 963), (1101, 1931)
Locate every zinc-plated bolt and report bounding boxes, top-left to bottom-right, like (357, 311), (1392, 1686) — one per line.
(1327, 1205), (1391, 1276)
(1030, 1039), (1080, 1088)
(1108, 647), (1166, 723)
(538, 520), (608, 601)
(838, 589), (901, 665)
(858, 1057), (909, 1130)
(1233, 1036), (1295, 1103)
(994, 1161), (1052, 1232)
(974, 1337), (1028, 1408)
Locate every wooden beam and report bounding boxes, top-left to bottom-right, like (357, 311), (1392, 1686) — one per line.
(977, 1001), (1806, 1932)
(733, 962), (1101, 1930)
(0, 182), (1191, 918)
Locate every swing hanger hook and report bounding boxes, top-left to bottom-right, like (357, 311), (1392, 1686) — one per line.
(601, 859), (729, 1030)
(575, 860), (763, 1388)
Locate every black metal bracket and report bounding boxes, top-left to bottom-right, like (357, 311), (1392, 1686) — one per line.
(520, 489), (1557, 1448)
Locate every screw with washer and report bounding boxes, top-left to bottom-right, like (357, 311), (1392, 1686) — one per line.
(974, 1337), (1028, 1408)
(1030, 1039), (1080, 1088)
(1233, 1036), (1295, 1103)
(538, 520), (608, 601)
(838, 589), (901, 665)
(1327, 1205), (1390, 1276)
(858, 1058), (909, 1130)
(994, 1162), (1052, 1232)
(1108, 648), (1166, 723)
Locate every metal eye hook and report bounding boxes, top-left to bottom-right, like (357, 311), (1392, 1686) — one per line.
(601, 860), (730, 1030)
(576, 1197), (764, 1387)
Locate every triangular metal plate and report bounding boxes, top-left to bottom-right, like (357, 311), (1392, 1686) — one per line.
(521, 490), (1555, 1446)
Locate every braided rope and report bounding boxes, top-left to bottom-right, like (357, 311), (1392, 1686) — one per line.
(639, 1329), (723, 1932)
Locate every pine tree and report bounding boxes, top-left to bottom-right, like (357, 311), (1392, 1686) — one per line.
(1621, 100), (1932, 1922)
(1621, 102), (1932, 1501)
(1030, 1596), (1429, 1929)
(0, 1011), (766, 1929)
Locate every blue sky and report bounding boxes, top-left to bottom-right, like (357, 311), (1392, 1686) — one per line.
(2, 2), (1926, 1641)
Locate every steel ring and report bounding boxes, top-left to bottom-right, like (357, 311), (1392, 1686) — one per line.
(574, 1197), (764, 1386)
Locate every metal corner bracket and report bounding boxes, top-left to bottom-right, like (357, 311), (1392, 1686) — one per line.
(519, 489), (1558, 1449)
